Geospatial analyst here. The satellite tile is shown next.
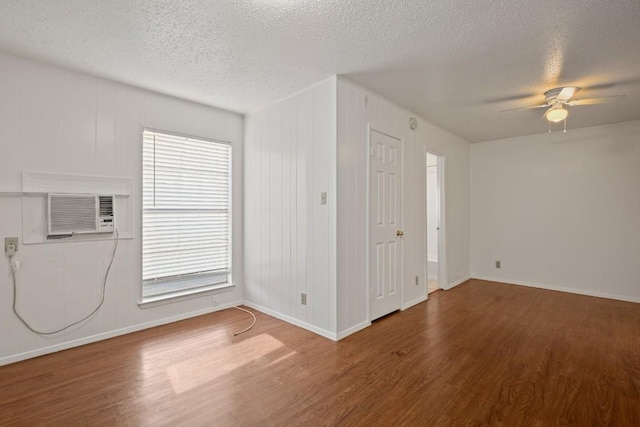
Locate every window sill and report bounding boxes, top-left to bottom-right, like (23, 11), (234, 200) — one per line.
(138, 282), (235, 309)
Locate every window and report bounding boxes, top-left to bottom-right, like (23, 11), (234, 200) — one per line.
(142, 129), (231, 301)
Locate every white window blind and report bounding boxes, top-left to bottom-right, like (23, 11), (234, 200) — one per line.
(142, 129), (231, 299)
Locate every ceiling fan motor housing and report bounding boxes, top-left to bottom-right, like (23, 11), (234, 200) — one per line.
(544, 87), (564, 102)
(544, 86), (581, 103)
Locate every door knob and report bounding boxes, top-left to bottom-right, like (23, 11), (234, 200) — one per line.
(397, 230), (404, 237)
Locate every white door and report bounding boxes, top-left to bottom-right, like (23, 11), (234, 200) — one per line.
(369, 130), (402, 321)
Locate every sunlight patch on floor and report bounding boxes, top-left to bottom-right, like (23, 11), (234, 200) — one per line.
(166, 334), (295, 394)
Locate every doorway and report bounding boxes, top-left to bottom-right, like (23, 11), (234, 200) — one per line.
(369, 130), (402, 321)
(426, 152), (442, 294)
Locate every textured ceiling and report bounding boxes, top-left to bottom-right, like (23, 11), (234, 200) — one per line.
(0, 0), (639, 142)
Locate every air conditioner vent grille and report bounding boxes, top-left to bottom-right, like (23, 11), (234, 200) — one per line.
(99, 195), (114, 216)
(48, 194), (115, 236)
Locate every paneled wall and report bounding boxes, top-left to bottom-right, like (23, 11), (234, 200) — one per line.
(337, 79), (471, 337)
(0, 52), (244, 365)
(245, 77), (470, 340)
(471, 120), (640, 302)
(244, 77), (337, 338)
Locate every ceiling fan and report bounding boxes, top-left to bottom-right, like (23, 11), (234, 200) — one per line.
(506, 86), (625, 124)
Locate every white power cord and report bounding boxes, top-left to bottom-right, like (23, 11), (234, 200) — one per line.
(233, 306), (256, 336)
(9, 229), (119, 335)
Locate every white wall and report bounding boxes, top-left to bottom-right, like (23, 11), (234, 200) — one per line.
(337, 79), (471, 336)
(471, 120), (640, 302)
(0, 52), (244, 365)
(244, 77), (338, 338)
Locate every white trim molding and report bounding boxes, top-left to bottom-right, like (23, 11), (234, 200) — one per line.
(336, 321), (371, 340)
(402, 295), (428, 311)
(243, 301), (338, 341)
(0, 300), (242, 366)
(472, 276), (640, 304)
(443, 276), (471, 290)
(22, 171), (133, 195)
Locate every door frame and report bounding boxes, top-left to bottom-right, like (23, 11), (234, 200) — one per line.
(424, 148), (447, 294)
(366, 125), (404, 321)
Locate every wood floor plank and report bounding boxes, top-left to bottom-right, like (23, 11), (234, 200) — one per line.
(1, 279), (639, 426)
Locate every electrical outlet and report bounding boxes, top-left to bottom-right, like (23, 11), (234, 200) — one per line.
(320, 192), (327, 205)
(495, 260), (501, 269)
(415, 276), (419, 285)
(5, 237), (18, 254)
(301, 293), (307, 305)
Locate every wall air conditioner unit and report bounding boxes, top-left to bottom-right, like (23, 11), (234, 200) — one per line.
(47, 194), (115, 236)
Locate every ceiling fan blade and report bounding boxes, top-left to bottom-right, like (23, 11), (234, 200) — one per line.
(556, 86), (581, 101)
(485, 92), (538, 104)
(569, 95), (626, 106)
(500, 104), (549, 112)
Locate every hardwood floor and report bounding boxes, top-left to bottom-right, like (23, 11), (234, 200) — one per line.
(1, 279), (639, 426)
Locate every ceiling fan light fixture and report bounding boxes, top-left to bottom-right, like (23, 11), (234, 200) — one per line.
(546, 106), (568, 123)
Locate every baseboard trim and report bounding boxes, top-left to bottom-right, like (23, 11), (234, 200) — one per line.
(0, 300), (242, 366)
(336, 320), (371, 340)
(402, 295), (428, 310)
(472, 276), (640, 304)
(243, 301), (338, 341)
(443, 276), (471, 290)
